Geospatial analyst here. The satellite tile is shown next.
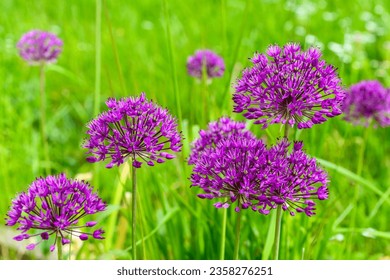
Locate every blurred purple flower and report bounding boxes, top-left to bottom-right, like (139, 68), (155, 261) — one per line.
(190, 135), (267, 212)
(17, 30), (63, 65)
(5, 174), (106, 252)
(84, 93), (182, 168)
(188, 117), (256, 165)
(233, 43), (346, 129)
(343, 80), (390, 127)
(252, 139), (329, 216)
(187, 49), (225, 79)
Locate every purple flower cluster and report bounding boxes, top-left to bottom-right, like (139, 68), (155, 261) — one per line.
(187, 49), (225, 79)
(343, 80), (390, 127)
(189, 119), (328, 216)
(188, 117), (255, 165)
(253, 139), (328, 216)
(233, 43), (346, 129)
(84, 93), (182, 168)
(5, 174), (106, 251)
(17, 30), (63, 65)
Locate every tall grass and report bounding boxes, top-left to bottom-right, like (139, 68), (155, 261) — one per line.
(0, 0), (389, 260)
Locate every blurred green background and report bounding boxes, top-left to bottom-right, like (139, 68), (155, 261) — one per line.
(0, 0), (389, 260)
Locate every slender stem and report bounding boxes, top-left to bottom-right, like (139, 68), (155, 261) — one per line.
(94, 0), (102, 115)
(348, 123), (371, 254)
(356, 124), (370, 177)
(284, 123), (290, 139)
(201, 62), (209, 123)
(39, 63), (50, 175)
(57, 236), (62, 260)
(233, 209), (242, 260)
(219, 207), (227, 260)
(273, 124), (289, 260)
(131, 164), (137, 260)
(93, 0), (102, 190)
(273, 205), (282, 260)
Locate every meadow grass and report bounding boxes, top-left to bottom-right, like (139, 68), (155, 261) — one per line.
(0, 0), (389, 260)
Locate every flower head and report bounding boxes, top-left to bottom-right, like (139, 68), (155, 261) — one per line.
(188, 117), (256, 165)
(233, 43), (346, 129)
(17, 30), (63, 65)
(84, 93), (182, 168)
(189, 124), (329, 216)
(187, 49), (225, 79)
(252, 139), (329, 216)
(5, 174), (106, 251)
(190, 135), (268, 212)
(343, 80), (390, 127)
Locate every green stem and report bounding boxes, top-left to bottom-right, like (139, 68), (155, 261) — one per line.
(284, 123), (290, 139)
(39, 63), (50, 175)
(347, 123), (371, 254)
(94, 0), (102, 115)
(273, 124), (289, 260)
(57, 236), (62, 260)
(132, 164), (137, 260)
(273, 205), (282, 260)
(233, 209), (242, 260)
(219, 207), (227, 260)
(201, 63), (209, 124)
(356, 124), (370, 177)
(93, 0), (102, 190)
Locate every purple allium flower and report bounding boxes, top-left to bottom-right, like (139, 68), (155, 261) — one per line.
(84, 93), (182, 168)
(190, 135), (268, 212)
(188, 117), (256, 165)
(17, 30), (63, 65)
(5, 174), (106, 251)
(252, 139), (329, 217)
(233, 43), (346, 129)
(187, 49), (225, 79)
(343, 80), (390, 127)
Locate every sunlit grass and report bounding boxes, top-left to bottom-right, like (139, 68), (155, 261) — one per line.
(0, 0), (389, 260)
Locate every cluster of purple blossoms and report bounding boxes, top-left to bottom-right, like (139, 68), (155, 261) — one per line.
(5, 174), (106, 251)
(343, 80), (390, 127)
(189, 118), (328, 216)
(191, 135), (267, 212)
(188, 117), (255, 165)
(252, 139), (328, 216)
(187, 49), (225, 79)
(84, 93), (182, 168)
(17, 30), (63, 65)
(233, 43), (346, 129)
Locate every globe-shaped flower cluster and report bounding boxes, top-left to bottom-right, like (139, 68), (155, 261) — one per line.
(189, 118), (328, 216)
(188, 116), (256, 165)
(233, 43), (346, 129)
(84, 93), (182, 168)
(17, 30), (63, 65)
(5, 174), (106, 251)
(187, 49), (225, 79)
(343, 80), (390, 127)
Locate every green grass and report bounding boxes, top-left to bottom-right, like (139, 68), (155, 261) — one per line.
(0, 0), (389, 260)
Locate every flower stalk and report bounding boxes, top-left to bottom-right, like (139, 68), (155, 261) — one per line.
(39, 63), (50, 175)
(57, 236), (62, 260)
(233, 208), (242, 260)
(132, 164), (137, 260)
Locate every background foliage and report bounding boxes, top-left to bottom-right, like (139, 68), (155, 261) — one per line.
(0, 0), (389, 260)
